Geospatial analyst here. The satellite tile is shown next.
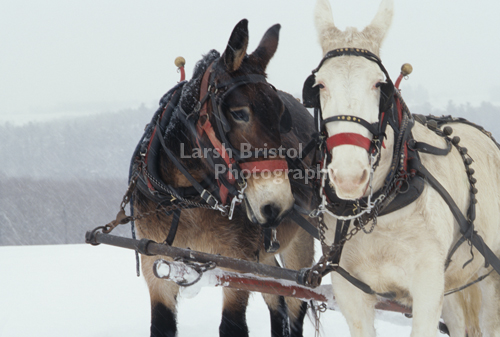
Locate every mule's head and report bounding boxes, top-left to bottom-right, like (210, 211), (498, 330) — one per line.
(207, 20), (294, 226)
(312, 0), (394, 200)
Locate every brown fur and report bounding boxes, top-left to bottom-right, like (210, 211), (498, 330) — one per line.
(133, 20), (316, 337)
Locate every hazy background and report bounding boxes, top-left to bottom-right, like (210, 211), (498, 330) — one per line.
(2, 0), (500, 245)
(3, 0), (500, 124)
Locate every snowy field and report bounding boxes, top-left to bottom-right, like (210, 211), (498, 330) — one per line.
(0, 242), (440, 337)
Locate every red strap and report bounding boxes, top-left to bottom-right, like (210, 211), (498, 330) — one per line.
(219, 184), (229, 205)
(239, 160), (288, 173)
(326, 133), (372, 152)
(396, 97), (403, 128)
(201, 119), (235, 168)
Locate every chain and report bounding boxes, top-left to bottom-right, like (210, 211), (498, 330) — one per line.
(99, 169), (216, 234)
(305, 214), (362, 288)
(311, 301), (328, 337)
(317, 213), (328, 245)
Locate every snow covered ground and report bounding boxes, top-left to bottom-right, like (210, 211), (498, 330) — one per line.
(0, 243), (439, 336)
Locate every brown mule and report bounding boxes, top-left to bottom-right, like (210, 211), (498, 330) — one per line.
(132, 20), (316, 337)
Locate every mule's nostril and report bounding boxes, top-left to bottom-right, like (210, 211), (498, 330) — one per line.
(329, 167), (337, 182)
(359, 169), (368, 184)
(262, 204), (281, 223)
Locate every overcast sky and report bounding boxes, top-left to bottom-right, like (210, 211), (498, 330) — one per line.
(2, 0), (500, 124)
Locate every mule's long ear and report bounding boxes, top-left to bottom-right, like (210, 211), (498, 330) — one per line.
(222, 19), (249, 73)
(362, 0), (393, 47)
(248, 24), (280, 71)
(315, 0), (340, 55)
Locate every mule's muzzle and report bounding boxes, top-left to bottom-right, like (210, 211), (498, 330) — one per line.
(260, 202), (293, 229)
(328, 163), (370, 200)
(261, 203), (281, 228)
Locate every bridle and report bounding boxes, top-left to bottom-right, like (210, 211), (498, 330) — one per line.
(180, 59), (290, 219)
(128, 54), (316, 260)
(299, 49), (500, 300)
(303, 48), (396, 160)
(302, 48), (402, 221)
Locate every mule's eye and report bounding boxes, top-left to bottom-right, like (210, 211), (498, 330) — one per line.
(375, 81), (386, 88)
(317, 83), (325, 89)
(230, 107), (250, 122)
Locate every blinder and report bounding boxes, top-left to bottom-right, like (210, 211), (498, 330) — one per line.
(302, 74), (319, 109)
(214, 74), (292, 135)
(302, 48), (394, 113)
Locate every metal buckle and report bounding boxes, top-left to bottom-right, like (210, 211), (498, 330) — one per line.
(228, 181), (247, 220)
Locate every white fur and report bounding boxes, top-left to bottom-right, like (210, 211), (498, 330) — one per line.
(315, 0), (500, 336)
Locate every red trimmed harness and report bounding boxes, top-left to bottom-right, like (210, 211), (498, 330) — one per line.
(195, 63), (288, 205)
(326, 132), (372, 153)
(324, 105), (405, 173)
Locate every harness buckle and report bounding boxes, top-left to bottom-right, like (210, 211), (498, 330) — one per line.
(201, 190), (217, 207)
(228, 181), (248, 220)
(200, 189), (229, 216)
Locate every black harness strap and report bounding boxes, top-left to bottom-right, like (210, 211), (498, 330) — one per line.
(155, 121), (218, 208)
(445, 236), (468, 270)
(321, 115), (380, 137)
(165, 209), (182, 246)
(288, 209), (320, 240)
(408, 139), (452, 156)
(331, 220), (351, 264)
(321, 264), (396, 299)
(411, 158), (500, 274)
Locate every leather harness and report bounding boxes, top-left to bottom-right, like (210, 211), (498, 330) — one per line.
(131, 56), (319, 255)
(298, 48), (500, 301)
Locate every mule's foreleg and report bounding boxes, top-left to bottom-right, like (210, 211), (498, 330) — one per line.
(141, 255), (180, 337)
(479, 269), (500, 337)
(286, 299), (308, 337)
(331, 273), (377, 337)
(219, 288), (250, 337)
(442, 281), (483, 337)
(260, 294), (308, 337)
(410, 263), (445, 337)
(262, 293), (291, 337)
(279, 226), (315, 337)
(442, 292), (467, 337)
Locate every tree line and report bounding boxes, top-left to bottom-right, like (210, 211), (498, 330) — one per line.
(1, 100), (499, 245)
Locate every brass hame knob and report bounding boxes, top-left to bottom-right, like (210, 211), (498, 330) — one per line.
(174, 56), (186, 68)
(401, 63), (413, 77)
